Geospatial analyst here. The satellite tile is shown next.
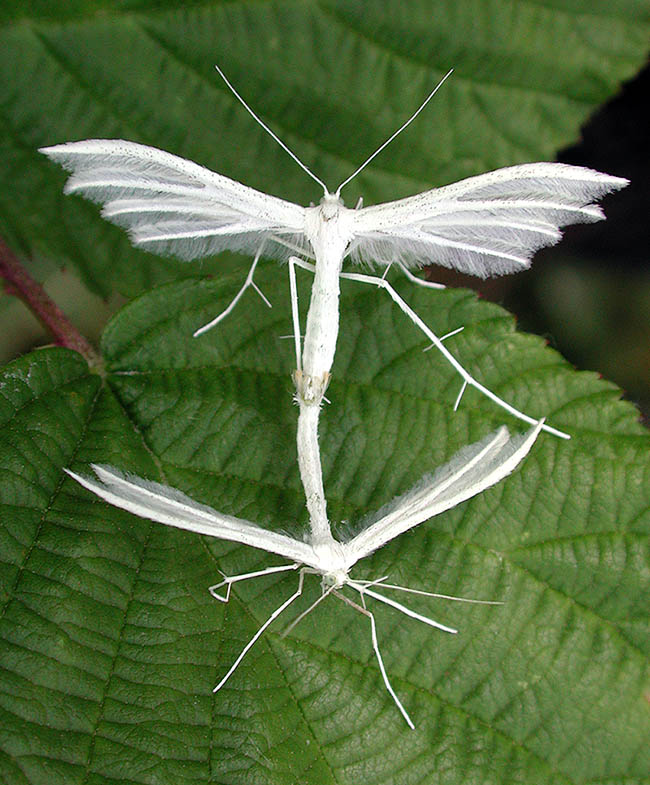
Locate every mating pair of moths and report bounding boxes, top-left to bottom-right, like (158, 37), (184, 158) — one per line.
(42, 68), (627, 727)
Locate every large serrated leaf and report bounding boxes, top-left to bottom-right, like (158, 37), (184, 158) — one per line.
(1, 2), (648, 782)
(1, 263), (648, 784)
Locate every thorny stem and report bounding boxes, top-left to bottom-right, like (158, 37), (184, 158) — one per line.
(0, 236), (100, 366)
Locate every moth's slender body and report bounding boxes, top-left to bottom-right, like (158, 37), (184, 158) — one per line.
(41, 66), (628, 725)
(295, 194), (353, 544)
(299, 195), (352, 395)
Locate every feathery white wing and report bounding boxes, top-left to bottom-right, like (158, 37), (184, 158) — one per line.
(66, 465), (317, 566)
(350, 163), (628, 277)
(343, 419), (544, 568)
(40, 140), (308, 261)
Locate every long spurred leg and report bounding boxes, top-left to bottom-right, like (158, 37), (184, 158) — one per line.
(287, 255), (303, 372)
(213, 568), (307, 693)
(340, 269), (569, 439)
(193, 243), (271, 337)
(335, 589), (415, 729)
(286, 253), (455, 354)
(423, 326), (465, 352)
(209, 562), (300, 602)
(289, 258), (566, 438)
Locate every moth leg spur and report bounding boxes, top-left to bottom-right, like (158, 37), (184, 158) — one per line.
(194, 242), (271, 337)
(208, 562), (300, 602)
(340, 268), (569, 439)
(213, 567), (307, 694)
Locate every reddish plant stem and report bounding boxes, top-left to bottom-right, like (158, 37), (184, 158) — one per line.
(0, 235), (100, 365)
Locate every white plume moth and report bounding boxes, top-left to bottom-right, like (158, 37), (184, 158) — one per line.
(42, 67), (627, 726)
(67, 420), (544, 728)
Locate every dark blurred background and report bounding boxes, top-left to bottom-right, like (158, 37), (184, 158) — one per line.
(427, 60), (650, 425)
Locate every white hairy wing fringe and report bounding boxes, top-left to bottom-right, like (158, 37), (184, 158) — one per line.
(39, 139), (307, 261)
(66, 464), (316, 565)
(351, 163), (628, 276)
(65, 419), (543, 574)
(41, 144), (627, 276)
(344, 420), (544, 567)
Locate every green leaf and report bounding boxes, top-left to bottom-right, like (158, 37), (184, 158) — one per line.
(1, 264), (648, 784)
(1, 2), (648, 782)
(1, 0), (648, 297)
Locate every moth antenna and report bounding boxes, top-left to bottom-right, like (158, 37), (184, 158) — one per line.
(351, 583), (458, 634)
(335, 589), (415, 729)
(335, 68), (454, 196)
(372, 582), (503, 605)
(214, 64), (329, 195)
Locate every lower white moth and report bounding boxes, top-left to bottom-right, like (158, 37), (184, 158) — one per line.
(42, 67), (627, 726)
(68, 420), (544, 728)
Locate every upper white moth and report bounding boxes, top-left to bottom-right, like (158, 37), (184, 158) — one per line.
(41, 67), (627, 726)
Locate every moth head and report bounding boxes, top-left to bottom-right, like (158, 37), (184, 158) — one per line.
(319, 192), (345, 219)
(321, 569), (349, 592)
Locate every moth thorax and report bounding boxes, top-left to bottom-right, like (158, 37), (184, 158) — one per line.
(313, 539), (348, 588)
